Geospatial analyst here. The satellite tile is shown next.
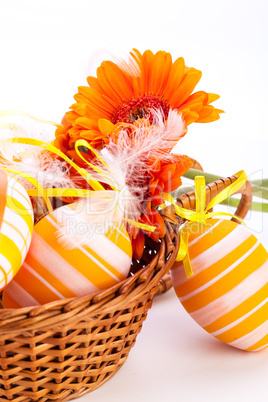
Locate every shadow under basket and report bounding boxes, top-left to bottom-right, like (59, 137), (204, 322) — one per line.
(0, 175), (253, 402)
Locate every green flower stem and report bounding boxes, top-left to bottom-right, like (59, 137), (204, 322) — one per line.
(220, 198), (268, 213)
(250, 179), (268, 187)
(184, 169), (222, 183)
(171, 186), (195, 199)
(251, 185), (268, 200)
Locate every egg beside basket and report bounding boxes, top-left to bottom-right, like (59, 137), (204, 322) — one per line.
(0, 167), (253, 402)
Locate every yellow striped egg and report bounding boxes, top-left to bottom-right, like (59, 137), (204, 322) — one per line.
(0, 170), (34, 291)
(171, 219), (268, 352)
(2, 202), (132, 308)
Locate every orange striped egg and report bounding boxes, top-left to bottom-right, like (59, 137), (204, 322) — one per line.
(0, 170), (34, 291)
(171, 219), (268, 352)
(2, 202), (132, 308)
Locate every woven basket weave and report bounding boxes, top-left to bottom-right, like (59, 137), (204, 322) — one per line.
(0, 173), (253, 402)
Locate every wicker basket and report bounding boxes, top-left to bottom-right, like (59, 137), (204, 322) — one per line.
(0, 174), (253, 402)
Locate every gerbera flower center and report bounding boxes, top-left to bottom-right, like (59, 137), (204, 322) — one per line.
(113, 95), (170, 124)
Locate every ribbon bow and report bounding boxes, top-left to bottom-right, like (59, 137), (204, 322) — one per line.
(164, 170), (248, 277)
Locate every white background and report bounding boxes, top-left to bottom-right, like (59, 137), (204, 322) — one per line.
(0, 0), (268, 401)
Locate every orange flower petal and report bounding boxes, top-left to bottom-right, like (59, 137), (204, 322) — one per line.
(196, 109), (222, 123)
(132, 230), (145, 260)
(161, 52), (173, 94)
(207, 93), (220, 104)
(130, 49), (146, 96)
(97, 63), (123, 103)
(68, 126), (82, 136)
(183, 90), (207, 103)
(150, 51), (171, 96)
(86, 76), (103, 92)
(196, 105), (216, 120)
(156, 163), (176, 183)
(182, 110), (200, 125)
(152, 211), (166, 238)
(149, 179), (159, 196)
(77, 86), (114, 114)
(75, 117), (99, 130)
(173, 154), (192, 174)
(160, 155), (191, 192)
(167, 175), (182, 192)
(178, 101), (203, 114)
(53, 135), (69, 153)
(152, 194), (165, 206)
(101, 61), (134, 101)
(102, 93), (120, 109)
(129, 221), (140, 240)
(170, 69), (202, 106)
(150, 180), (164, 205)
(55, 125), (67, 138)
(162, 56), (185, 100)
(65, 111), (79, 124)
(142, 49), (155, 93)
(73, 92), (91, 105)
(79, 129), (104, 141)
(72, 103), (110, 120)
(60, 114), (70, 128)
(98, 119), (115, 135)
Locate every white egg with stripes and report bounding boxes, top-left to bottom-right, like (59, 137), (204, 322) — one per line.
(171, 219), (268, 352)
(2, 201), (132, 307)
(0, 170), (34, 291)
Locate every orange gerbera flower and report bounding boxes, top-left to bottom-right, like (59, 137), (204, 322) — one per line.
(54, 48), (223, 157)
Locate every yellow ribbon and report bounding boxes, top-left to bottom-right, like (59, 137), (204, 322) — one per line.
(2, 136), (156, 232)
(0, 110), (60, 128)
(2, 169), (53, 213)
(74, 140), (116, 190)
(14, 137), (105, 191)
(164, 170), (248, 277)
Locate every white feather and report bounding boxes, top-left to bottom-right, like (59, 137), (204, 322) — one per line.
(85, 47), (140, 80)
(116, 51), (140, 77)
(120, 108), (186, 164)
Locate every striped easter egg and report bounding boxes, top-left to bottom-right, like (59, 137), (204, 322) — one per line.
(0, 170), (34, 291)
(2, 202), (132, 308)
(171, 219), (268, 352)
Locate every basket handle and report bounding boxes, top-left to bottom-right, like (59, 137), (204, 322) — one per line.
(176, 174), (253, 221)
(179, 157), (253, 220)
